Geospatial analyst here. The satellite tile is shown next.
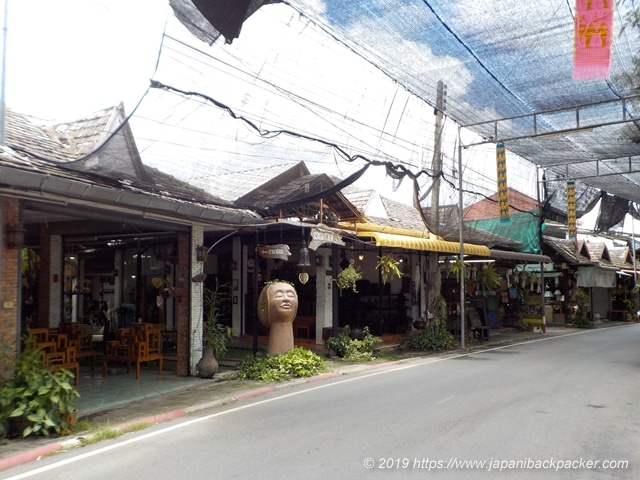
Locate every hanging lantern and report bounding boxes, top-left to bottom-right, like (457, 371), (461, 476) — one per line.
(64, 259), (77, 278)
(297, 245), (311, 267)
(297, 227), (311, 267)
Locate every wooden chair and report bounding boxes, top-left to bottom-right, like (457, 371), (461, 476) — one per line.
(26, 328), (80, 384)
(467, 307), (490, 341)
(103, 324), (163, 379)
(58, 322), (96, 369)
(293, 316), (316, 339)
(44, 347), (80, 385)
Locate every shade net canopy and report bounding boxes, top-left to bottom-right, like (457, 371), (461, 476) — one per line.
(139, 1), (640, 232)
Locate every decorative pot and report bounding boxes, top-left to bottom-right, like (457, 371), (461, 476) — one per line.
(413, 320), (427, 330)
(196, 346), (219, 379)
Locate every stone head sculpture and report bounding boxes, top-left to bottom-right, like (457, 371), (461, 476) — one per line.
(257, 281), (298, 355)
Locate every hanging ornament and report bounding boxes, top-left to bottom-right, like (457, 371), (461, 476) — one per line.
(298, 272), (309, 285)
(64, 260), (77, 278)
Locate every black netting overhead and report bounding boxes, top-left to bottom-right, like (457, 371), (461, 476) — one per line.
(543, 172), (602, 222)
(169, 0), (281, 44)
(280, 0), (640, 204)
(594, 192), (629, 232)
(135, 0), (640, 223)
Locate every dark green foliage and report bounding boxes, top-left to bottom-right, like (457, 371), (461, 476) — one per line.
(0, 339), (14, 441)
(399, 324), (457, 352)
(235, 347), (328, 382)
(570, 315), (593, 329)
(0, 338), (79, 437)
(326, 326), (382, 361)
(568, 288), (593, 329)
(399, 295), (457, 351)
(336, 264), (362, 292)
(203, 280), (233, 359)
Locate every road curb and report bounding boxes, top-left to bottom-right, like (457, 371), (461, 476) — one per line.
(0, 442), (64, 472)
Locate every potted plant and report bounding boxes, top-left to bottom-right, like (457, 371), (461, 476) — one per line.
(197, 280), (233, 378)
(448, 258), (468, 281)
(623, 298), (637, 322)
(1, 336), (79, 437)
(568, 288), (592, 328)
(336, 262), (362, 292)
(376, 254), (402, 284)
(476, 263), (501, 293)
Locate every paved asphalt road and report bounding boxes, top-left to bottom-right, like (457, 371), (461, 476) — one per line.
(3, 324), (640, 480)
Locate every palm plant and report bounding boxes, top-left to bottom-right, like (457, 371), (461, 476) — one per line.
(376, 254), (402, 284)
(203, 280), (233, 359)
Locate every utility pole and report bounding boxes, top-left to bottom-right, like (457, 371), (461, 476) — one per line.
(0, 0), (8, 145)
(427, 81), (446, 320)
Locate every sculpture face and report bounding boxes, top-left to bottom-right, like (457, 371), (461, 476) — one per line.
(269, 283), (298, 323)
(257, 281), (299, 356)
(258, 281), (299, 327)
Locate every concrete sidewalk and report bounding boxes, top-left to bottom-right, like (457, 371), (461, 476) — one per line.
(0, 322), (631, 474)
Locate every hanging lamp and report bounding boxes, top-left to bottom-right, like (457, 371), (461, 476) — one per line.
(297, 227), (311, 267)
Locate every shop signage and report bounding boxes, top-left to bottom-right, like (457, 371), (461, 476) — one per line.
(308, 226), (345, 250)
(258, 244), (291, 260)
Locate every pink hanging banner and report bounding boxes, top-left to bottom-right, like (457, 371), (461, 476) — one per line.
(573, 0), (614, 80)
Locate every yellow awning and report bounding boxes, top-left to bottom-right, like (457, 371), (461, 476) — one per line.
(339, 221), (435, 239)
(356, 231), (490, 257)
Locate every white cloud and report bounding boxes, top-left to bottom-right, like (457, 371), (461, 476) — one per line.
(3, 0), (167, 120)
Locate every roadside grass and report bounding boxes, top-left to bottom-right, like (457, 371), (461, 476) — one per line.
(73, 421), (153, 447)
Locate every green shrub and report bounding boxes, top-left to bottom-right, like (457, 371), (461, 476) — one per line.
(203, 281), (233, 359)
(0, 339), (14, 441)
(398, 325), (457, 351)
(0, 338), (79, 437)
(567, 289), (593, 329)
(326, 325), (382, 361)
(235, 347), (328, 382)
(570, 315), (593, 329)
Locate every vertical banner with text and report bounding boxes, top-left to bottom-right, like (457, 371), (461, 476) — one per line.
(496, 143), (510, 223)
(567, 180), (577, 239)
(573, 0), (613, 80)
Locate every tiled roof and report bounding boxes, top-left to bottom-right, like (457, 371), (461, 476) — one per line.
(51, 106), (120, 157)
(463, 188), (539, 221)
(341, 187), (376, 213)
(240, 173), (362, 222)
(5, 109), (77, 161)
(586, 242), (609, 262)
(609, 246), (635, 270)
(2, 106), (259, 220)
(377, 196), (429, 232)
(192, 162), (307, 202)
(544, 237), (595, 265)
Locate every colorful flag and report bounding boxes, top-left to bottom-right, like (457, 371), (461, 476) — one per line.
(567, 180), (577, 239)
(496, 143), (510, 223)
(573, 0), (614, 80)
